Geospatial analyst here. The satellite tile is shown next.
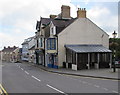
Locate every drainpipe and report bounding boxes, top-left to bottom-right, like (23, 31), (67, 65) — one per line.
(57, 36), (58, 67)
(44, 38), (45, 67)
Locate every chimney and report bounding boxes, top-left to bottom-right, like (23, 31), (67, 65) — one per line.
(8, 46), (10, 48)
(77, 8), (86, 18)
(50, 15), (57, 19)
(61, 5), (71, 19)
(13, 46), (16, 49)
(4, 46), (6, 49)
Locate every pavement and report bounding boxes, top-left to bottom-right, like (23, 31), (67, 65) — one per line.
(23, 62), (120, 80)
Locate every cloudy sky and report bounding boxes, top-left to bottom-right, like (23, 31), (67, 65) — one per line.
(0, 0), (119, 50)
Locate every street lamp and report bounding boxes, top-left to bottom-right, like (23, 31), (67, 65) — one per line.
(112, 31), (117, 72)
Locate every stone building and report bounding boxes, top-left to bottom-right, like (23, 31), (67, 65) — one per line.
(1, 46), (19, 62)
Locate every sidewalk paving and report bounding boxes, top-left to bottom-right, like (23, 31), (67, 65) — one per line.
(23, 62), (120, 80)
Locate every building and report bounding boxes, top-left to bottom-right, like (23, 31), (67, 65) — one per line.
(21, 37), (34, 62)
(18, 48), (22, 62)
(1, 46), (19, 62)
(35, 5), (112, 70)
(35, 18), (53, 65)
(28, 36), (36, 63)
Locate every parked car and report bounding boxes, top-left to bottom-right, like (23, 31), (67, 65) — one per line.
(112, 60), (120, 68)
(115, 60), (120, 68)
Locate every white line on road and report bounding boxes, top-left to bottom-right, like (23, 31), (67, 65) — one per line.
(25, 71), (29, 75)
(112, 90), (118, 93)
(31, 76), (41, 82)
(94, 85), (100, 88)
(18, 66), (20, 68)
(21, 68), (24, 70)
(46, 84), (66, 94)
(102, 88), (108, 91)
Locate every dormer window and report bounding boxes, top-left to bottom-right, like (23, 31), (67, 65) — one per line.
(50, 27), (56, 35)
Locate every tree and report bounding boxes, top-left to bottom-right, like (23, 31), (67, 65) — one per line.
(109, 38), (120, 60)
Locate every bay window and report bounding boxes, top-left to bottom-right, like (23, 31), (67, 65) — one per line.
(47, 38), (56, 50)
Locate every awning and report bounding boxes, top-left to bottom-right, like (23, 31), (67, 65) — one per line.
(65, 45), (112, 53)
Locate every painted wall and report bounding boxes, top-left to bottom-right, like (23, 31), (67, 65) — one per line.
(58, 18), (109, 67)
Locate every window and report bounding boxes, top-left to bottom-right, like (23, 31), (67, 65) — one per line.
(40, 38), (43, 47)
(47, 39), (51, 49)
(51, 27), (56, 35)
(37, 39), (39, 48)
(51, 28), (54, 34)
(39, 38), (43, 47)
(47, 38), (56, 50)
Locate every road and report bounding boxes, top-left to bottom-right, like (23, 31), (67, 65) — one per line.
(1, 62), (119, 94)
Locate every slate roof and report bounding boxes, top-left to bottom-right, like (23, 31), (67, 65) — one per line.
(65, 45), (112, 53)
(52, 18), (76, 27)
(2, 46), (18, 52)
(52, 18), (76, 34)
(41, 18), (53, 25)
(36, 18), (53, 30)
(40, 18), (76, 36)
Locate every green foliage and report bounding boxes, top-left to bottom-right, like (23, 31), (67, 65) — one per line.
(109, 38), (120, 60)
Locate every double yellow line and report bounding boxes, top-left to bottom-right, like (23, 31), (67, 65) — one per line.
(0, 84), (8, 95)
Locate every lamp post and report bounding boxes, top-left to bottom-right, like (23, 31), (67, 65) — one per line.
(112, 31), (117, 72)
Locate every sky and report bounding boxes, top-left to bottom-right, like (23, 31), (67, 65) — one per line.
(0, 0), (119, 50)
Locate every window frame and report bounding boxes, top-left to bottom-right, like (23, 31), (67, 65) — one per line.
(47, 38), (56, 50)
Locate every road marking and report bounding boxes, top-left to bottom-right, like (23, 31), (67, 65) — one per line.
(102, 87), (108, 91)
(18, 66), (20, 68)
(46, 84), (66, 94)
(25, 71), (29, 75)
(21, 68), (23, 70)
(112, 90), (118, 93)
(32, 76), (41, 82)
(94, 85), (100, 88)
(0, 84), (8, 95)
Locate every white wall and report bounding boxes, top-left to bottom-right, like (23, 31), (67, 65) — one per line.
(58, 18), (109, 67)
(28, 37), (35, 49)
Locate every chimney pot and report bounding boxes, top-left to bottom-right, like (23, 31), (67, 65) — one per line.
(77, 7), (86, 18)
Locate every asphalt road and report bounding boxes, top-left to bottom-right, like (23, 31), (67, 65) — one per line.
(2, 62), (119, 94)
